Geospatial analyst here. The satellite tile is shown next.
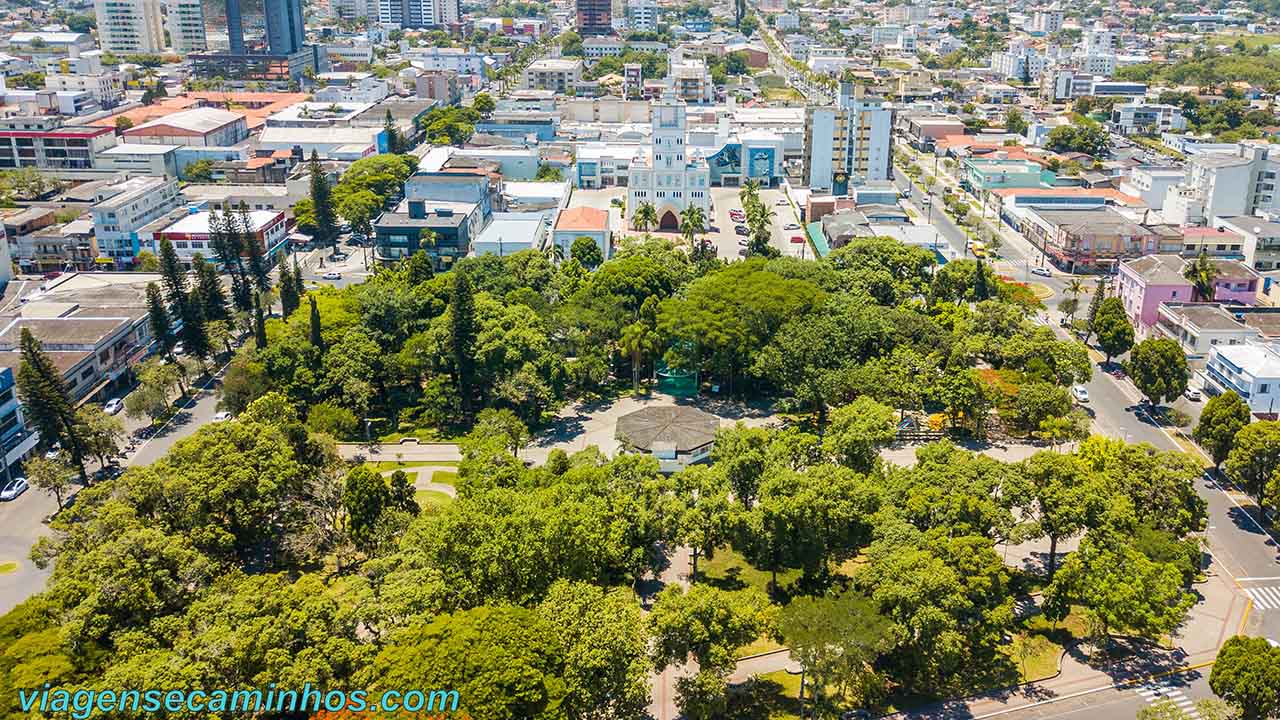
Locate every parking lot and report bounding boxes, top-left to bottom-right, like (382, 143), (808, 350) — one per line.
(708, 186), (809, 260)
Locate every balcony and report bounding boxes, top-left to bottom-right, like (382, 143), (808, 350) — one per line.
(1206, 362), (1250, 398)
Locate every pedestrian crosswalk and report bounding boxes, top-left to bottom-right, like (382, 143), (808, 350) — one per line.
(1245, 586), (1280, 610)
(1136, 684), (1200, 719)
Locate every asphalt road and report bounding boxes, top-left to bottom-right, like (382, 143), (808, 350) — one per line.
(994, 671), (1214, 720)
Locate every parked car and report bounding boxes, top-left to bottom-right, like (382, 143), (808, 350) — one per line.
(1184, 387), (1202, 401)
(42, 271), (61, 281)
(783, 223), (800, 230)
(734, 225), (749, 235)
(775, 198), (789, 206)
(173, 342), (185, 356)
(729, 210), (746, 222)
(1071, 385), (1090, 403)
(322, 271), (342, 280)
(790, 235), (805, 244)
(1030, 266), (1052, 278)
(0, 477), (27, 501)
(92, 465), (123, 483)
(103, 398), (124, 415)
(212, 411), (233, 422)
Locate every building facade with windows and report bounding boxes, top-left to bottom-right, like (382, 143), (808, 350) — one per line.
(94, 0), (165, 53)
(801, 83), (892, 194)
(91, 176), (182, 264)
(625, 93), (711, 231)
(0, 125), (116, 171)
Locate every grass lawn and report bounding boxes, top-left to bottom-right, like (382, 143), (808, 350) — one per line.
(1003, 605), (1090, 682)
(763, 87), (804, 102)
(364, 460), (459, 472)
(430, 469), (459, 485)
(0, 561), (16, 575)
(1207, 32), (1280, 50)
(880, 59), (913, 70)
(1024, 282), (1055, 300)
(756, 670), (804, 719)
(738, 635), (786, 658)
(697, 546), (803, 597)
(378, 426), (451, 443)
(415, 489), (454, 509)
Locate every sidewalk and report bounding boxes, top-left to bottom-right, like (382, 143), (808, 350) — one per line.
(336, 441), (461, 462)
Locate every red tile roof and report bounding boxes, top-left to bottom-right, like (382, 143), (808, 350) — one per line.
(555, 206), (608, 232)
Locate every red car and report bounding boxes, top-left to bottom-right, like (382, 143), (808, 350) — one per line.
(729, 210), (746, 221)
(42, 271), (61, 280)
(790, 236), (805, 244)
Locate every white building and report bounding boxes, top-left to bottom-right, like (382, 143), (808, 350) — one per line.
(42, 50), (125, 109)
(991, 44), (1047, 81)
(94, 0), (165, 54)
(1163, 143), (1280, 226)
(1032, 5), (1063, 33)
(628, 0), (658, 31)
(313, 72), (390, 103)
(1204, 341), (1280, 417)
(626, 93), (711, 231)
(405, 47), (486, 75)
(522, 58), (582, 93)
(167, 0), (207, 54)
(667, 52), (712, 104)
(1119, 166), (1184, 211)
(583, 37), (626, 63)
(90, 176), (181, 262)
(1108, 102), (1187, 136)
(376, 0), (459, 28)
(802, 83), (893, 194)
(1215, 216), (1280, 271)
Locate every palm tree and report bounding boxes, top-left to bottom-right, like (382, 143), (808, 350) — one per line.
(1064, 278), (1085, 323)
(543, 241), (565, 263)
(634, 201), (658, 232)
(619, 321), (660, 394)
(680, 206), (710, 260)
(1183, 251), (1218, 301)
(738, 180), (760, 208)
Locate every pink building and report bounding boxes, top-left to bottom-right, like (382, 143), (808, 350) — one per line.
(1116, 254), (1261, 336)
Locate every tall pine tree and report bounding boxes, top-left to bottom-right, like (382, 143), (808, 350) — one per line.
(238, 202), (270, 293)
(191, 254), (229, 323)
(1085, 276), (1108, 342)
(278, 259), (300, 317)
(145, 282), (176, 359)
(974, 256), (990, 301)
(309, 151), (338, 249)
(383, 108), (400, 154)
(309, 295), (323, 350)
(179, 297), (211, 364)
(157, 238), (187, 311)
(253, 293), (268, 349)
(16, 329), (87, 482)
(292, 256), (305, 299)
(448, 271), (477, 415)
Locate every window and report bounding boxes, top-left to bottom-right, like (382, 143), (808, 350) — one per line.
(80, 366), (93, 380)
(1263, 383), (1271, 394)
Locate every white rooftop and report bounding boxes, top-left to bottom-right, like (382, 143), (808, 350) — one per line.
(160, 210), (281, 235)
(131, 107), (242, 134)
(1217, 342), (1280, 378)
(98, 143), (180, 155)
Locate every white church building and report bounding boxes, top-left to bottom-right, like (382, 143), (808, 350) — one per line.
(626, 92), (712, 231)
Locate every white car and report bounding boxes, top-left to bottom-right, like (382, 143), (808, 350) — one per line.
(103, 398), (124, 415)
(0, 477), (28, 501)
(775, 199), (789, 206)
(1071, 385), (1090, 403)
(1184, 387), (1202, 401)
(322, 271), (342, 280)
(783, 223), (801, 230)
(212, 411), (233, 422)
(1030, 267), (1052, 278)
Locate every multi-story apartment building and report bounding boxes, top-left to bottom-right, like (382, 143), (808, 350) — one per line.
(1108, 102), (1187, 136)
(576, 0), (612, 36)
(990, 43), (1048, 81)
(1031, 4), (1062, 33)
(42, 50), (125, 109)
(376, 0), (458, 27)
(167, 0), (207, 53)
(0, 123), (116, 171)
(6, 32), (95, 57)
(521, 58), (582, 93)
(94, 0), (165, 54)
(802, 83), (892, 194)
(668, 53), (712, 104)
(403, 47), (486, 75)
(90, 176), (182, 264)
(1164, 143), (1280, 226)
(627, 0), (658, 31)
